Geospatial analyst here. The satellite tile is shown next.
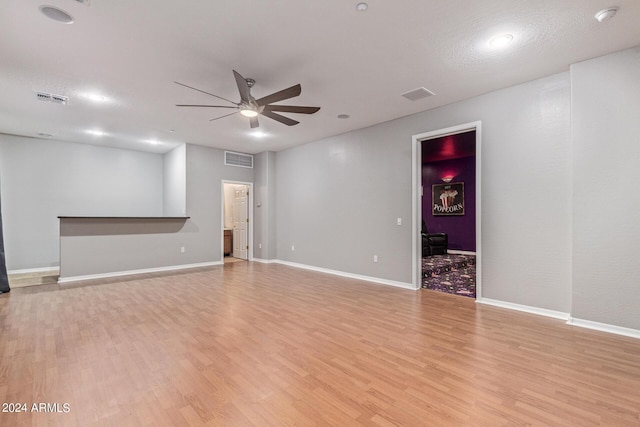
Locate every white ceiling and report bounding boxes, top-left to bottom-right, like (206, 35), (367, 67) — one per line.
(1, 1), (639, 154)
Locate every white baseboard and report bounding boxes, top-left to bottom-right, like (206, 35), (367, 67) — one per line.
(272, 259), (416, 290)
(567, 317), (640, 340)
(8, 266), (60, 275)
(251, 258), (276, 264)
(447, 250), (476, 255)
(57, 261), (222, 284)
(476, 297), (570, 320)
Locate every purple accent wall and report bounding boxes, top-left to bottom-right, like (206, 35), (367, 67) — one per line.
(422, 155), (476, 251)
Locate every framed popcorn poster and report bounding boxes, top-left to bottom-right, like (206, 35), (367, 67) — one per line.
(432, 182), (464, 216)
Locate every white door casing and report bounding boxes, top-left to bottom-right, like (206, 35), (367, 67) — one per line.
(412, 121), (482, 295)
(232, 185), (249, 260)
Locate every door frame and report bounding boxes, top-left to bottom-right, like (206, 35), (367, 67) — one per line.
(221, 180), (254, 261)
(411, 121), (482, 296)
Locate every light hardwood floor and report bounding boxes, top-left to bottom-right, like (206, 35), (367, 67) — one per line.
(7, 270), (59, 288)
(1, 262), (639, 426)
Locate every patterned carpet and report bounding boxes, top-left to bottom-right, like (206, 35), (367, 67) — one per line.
(422, 254), (476, 298)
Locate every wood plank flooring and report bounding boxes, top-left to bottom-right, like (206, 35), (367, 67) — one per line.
(1, 262), (639, 426)
(7, 270), (59, 288)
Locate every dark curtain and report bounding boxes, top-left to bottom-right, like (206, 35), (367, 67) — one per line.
(0, 182), (9, 294)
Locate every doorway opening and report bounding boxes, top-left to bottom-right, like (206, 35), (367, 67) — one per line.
(412, 122), (482, 298)
(222, 181), (253, 263)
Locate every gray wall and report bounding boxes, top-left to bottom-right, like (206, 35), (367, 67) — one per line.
(571, 47), (640, 330)
(59, 217), (190, 278)
(163, 144), (186, 216)
(184, 144), (254, 263)
(275, 126), (413, 283)
(0, 135), (163, 270)
(57, 144), (254, 279)
(0, 136), (254, 275)
(253, 151), (277, 260)
(274, 72), (572, 312)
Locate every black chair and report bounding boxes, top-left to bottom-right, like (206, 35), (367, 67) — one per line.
(422, 220), (448, 257)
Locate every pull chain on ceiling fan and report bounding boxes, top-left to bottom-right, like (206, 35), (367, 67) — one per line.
(175, 70), (320, 128)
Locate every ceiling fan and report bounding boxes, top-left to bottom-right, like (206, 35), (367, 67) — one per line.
(175, 70), (320, 128)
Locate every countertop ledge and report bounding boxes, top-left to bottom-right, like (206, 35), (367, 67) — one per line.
(58, 216), (190, 220)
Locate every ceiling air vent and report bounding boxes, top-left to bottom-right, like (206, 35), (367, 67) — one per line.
(36, 92), (52, 102)
(401, 87), (435, 101)
(35, 91), (68, 105)
(51, 94), (68, 104)
(225, 151), (254, 168)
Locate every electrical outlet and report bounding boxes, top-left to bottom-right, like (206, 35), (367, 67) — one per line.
(397, 217), (402, 226)
(291, 245), (295, 251)
(373, 255), (378, 263)
(258, 243), (262, 249)
(180, 247), (185, 253)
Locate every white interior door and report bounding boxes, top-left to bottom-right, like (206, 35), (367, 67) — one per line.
(232, 185), (249, 259)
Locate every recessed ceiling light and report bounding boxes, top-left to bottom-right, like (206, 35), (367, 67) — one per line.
(337, 114), (350, 119)
(356, 2), (368, 12)
(39, 6), (74, 24)
(81, 92), (107, 103)
(250, 130), (268, 138)
(86, 129), (106, 136)
(145, 139), (160, 145)
(489, 33), (514, 49)
(595, 7), (618, 22)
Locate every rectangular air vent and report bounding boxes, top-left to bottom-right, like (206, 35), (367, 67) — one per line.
(225, 151), (253, 168)
(401, 87), (435, 101)
(36, 92), (52, 102)
(35, 91), (68, 105)
(51, 94), (68, 104)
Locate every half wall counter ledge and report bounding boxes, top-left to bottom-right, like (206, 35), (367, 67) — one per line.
(58, 216), (193, 283)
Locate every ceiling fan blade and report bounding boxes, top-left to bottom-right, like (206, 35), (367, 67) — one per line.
(255, 84), (302, 107)
(249, 116), (259, 128)
(174, 81), (237, 105)
(263, 105), (320, 114)
(209, 111), (239, 122)
(261, 110), (299, 126)
(233, 70), (251, 103)
(176, 104), (237, 108)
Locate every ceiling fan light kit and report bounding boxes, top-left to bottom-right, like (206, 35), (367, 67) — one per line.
(240, 108), (258, 118)
(175, 70), (320, 129)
